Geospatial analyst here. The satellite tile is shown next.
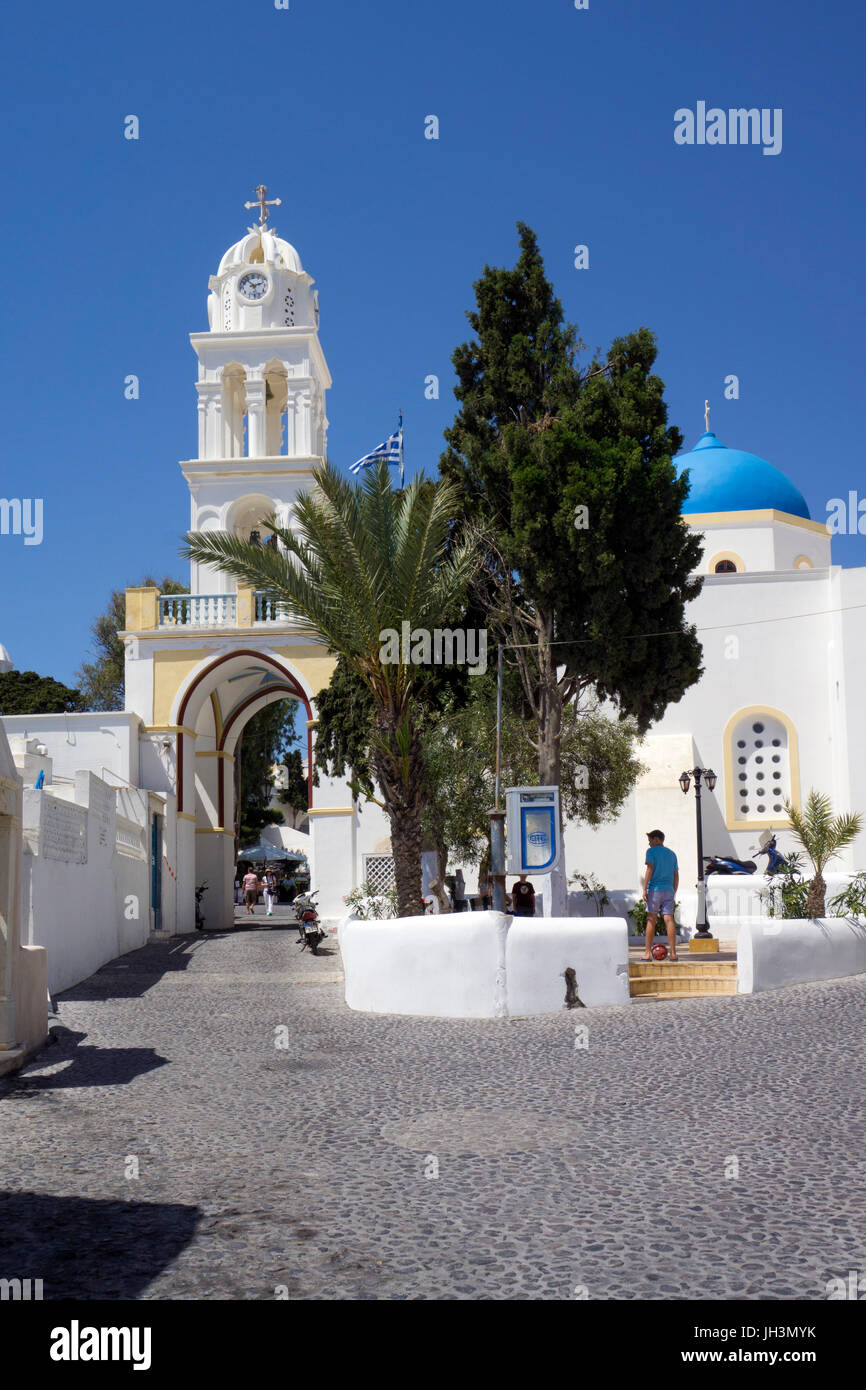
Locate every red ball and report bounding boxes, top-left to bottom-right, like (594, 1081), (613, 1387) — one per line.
(651, 943), (668, 960)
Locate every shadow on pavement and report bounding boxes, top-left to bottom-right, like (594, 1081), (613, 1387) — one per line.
(0, 1190), (200, 1299)
(0, 1026), (170, 1094)
(59, 935), (207, 1002)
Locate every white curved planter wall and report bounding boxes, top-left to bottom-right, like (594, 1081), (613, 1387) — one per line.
(339, 912), (630, 1018)
(738, 915), (866, 993)
(506, 917), (630, 1012)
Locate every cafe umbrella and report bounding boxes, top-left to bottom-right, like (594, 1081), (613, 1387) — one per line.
(235, 842), (307, 865)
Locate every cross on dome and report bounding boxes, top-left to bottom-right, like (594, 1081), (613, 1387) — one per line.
(704, 399), (711, 432)
(244, 184), (282, 228)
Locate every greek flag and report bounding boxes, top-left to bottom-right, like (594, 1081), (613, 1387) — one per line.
(350, 417), (404, 484)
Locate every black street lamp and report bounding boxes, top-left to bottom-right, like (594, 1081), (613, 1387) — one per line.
(680, 765), (717, 938)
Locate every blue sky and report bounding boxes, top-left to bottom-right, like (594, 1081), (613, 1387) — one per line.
(1, 0), (864, 685)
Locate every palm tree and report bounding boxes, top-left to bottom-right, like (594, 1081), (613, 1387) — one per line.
(785, 790), (863, 917)
(182, 460), (479, 916)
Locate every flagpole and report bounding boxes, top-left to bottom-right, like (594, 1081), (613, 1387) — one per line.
(398, 409), (404, 487)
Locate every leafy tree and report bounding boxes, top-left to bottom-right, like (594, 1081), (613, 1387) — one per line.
(236, 698), (299, 845)
(278, 748), (309, 828)
(0, 669), (81, 715)
(785, 790), (863, 917)
(313, 652), (376, 799)
(420, 673), (644, 899)
(77, 575), (186, 711)
(440, 224), (704, 908)
(183, 460), (478, 915)
(314, 651), (645, 909)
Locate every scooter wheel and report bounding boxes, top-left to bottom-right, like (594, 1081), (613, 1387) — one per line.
(309, 941), (318, 955)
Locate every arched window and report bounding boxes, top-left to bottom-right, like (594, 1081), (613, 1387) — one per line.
(726, 709), (797, 826)
(709, 551), (744, 575)
(263, 360), (289, 457)
(229, 495), (275, 546)
(221, 364), (246, 459)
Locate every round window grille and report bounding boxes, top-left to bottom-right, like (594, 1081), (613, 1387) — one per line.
(731, 713), (792, 823)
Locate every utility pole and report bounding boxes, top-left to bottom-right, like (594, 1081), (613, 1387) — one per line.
(490, 643), (506, 912)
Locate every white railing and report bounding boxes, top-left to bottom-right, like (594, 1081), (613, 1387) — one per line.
(254, 591), (296, 623)
(156, 592), (298, 627)
(159, 594), (237, 627)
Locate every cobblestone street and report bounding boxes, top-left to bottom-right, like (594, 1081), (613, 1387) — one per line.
(2, 911), (865, 1301)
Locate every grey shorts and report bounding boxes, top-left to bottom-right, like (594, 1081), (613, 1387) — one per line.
(647, 889), (675, 917)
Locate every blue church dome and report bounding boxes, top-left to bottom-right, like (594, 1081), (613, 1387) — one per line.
(675, 431), (811, 521)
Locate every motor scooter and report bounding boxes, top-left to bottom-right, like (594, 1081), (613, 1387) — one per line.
(703, 853), (757, 876)
(294, 890), (324, 954)
(753, 832), (793, 876)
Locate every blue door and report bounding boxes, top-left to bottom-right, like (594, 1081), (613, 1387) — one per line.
(151, 813), (163, 932)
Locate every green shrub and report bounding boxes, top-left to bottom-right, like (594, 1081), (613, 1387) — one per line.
(828, 871), (866, 918)
(344, 880), (399, 919)
(758, 861), (810, 919)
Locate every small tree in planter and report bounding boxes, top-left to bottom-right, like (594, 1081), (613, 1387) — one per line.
(785, 792), (863, 918)
(570, 871), (611, 915)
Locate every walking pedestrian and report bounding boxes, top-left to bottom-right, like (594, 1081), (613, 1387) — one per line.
(643, 829), (679, 961)
(242, 867), (261, 916)
(510, 873), (536, 918)
(263, 868), (277, 917)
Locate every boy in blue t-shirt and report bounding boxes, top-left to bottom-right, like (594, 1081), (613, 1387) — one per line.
(642, 829), (679, 961)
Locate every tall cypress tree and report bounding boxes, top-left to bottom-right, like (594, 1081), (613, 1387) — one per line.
(440, 224), (704, 907)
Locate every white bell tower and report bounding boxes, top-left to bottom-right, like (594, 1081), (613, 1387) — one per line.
(182, 186), (331, 595)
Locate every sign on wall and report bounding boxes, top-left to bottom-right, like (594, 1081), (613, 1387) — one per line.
(41, 798), (87, 864)
(505, 786), (561, 874)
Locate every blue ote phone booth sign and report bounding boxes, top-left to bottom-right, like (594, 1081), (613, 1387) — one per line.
(505, 786), (561, 874)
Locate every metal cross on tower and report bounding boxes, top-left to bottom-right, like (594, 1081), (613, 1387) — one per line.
(244, 184), (282, 227)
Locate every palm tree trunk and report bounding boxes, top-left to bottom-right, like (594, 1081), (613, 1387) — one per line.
(372, 712), (427, 917)
(805, 872), (826, 918)
(389, 806), (426, 917)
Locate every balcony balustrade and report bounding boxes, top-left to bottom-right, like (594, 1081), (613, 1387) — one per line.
(157, 593), (297, 628)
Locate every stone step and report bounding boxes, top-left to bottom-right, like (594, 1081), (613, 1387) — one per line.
(628, 959), (738, 998)
(630, 976), (737, 997)
(634, 987), (739, 1000)
(628, 959), (738, 973)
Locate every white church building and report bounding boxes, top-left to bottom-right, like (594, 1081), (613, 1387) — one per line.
(4, 196), (866, 987)
(563, 425), (866, 920)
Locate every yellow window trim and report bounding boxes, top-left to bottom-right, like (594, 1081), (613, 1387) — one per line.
(708, 550), (745, 574)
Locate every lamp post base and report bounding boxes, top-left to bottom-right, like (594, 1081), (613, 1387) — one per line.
(689, 936), (719, 954)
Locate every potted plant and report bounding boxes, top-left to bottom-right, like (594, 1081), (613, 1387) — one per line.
(785, 791), (862, 918)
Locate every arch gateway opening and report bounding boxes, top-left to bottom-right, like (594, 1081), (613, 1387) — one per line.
(174, 650), (314, 930)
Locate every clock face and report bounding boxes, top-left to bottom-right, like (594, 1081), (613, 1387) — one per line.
(238, 271), (269, 301)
